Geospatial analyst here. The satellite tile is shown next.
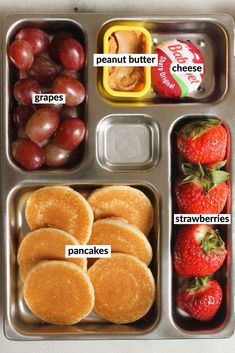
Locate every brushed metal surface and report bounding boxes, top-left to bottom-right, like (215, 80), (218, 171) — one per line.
(1, 13), (235, 340)
(96, 114), (159, 171)
(97, 17), (228, 104)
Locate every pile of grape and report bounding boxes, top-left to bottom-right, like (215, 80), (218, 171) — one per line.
(9, 28), (86, 170)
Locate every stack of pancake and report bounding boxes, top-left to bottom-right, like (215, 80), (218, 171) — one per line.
(18, 185), (156, 325)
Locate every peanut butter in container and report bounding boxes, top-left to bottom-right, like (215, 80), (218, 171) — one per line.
(103, 25), (152, 98)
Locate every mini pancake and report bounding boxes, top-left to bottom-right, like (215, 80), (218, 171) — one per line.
(24, 261), (94, 325)
(17, 228), (87, 282)
(87, 186), (154, 235)
(88, 218), (152, 265)
(88, 253), (155, 324)
(25, 186), (94, 244)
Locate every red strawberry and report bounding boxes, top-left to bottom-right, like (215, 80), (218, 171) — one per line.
(177, 277), (222, 321)
(175, 162), (229, 214)
(174, 225), (227, 277)
(177, 119), (227, 165)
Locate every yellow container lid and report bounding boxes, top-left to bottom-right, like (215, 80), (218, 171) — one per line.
(103, 25), (152, 98)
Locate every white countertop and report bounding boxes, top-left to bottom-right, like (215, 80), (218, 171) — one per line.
(0, 0), (234, 352)
(1, 0), (235, 16)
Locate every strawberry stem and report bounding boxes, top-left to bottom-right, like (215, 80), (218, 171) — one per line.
(180, 119), (222, 140)
(181, 276), (209, 292)
(180, 162), (229, 195)
(200, 230), (226, 256)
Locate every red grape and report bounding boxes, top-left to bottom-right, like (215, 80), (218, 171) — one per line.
(49, 31), (73, 62)
(61, 106), (80, 120)
(25, 108), (60, 144)
(9, 39), (34, 70)
(16, 28), (49, 56)
(13, 105), (34, 129)
(12, 138), (45, 169)
(26, 55), (59, 84)
(59, 38), (85, 71)
(38, 138), (50, 148)
(14, 78), (41, 105)
(60, 69), (78, 78)
(56, 118), (85, 150)
(43, 140), (71, 167)
(52, 75), (85, 106)
(17, 129), (28, 139)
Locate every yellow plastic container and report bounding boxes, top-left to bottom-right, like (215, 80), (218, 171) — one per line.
(103, 25), (152, 98)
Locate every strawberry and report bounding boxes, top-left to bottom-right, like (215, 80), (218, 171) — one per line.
(175, 161), (229, 214)
(176, 277), (223, 321)
(177, 119), (227, 165)
(174, 224), (227, 277)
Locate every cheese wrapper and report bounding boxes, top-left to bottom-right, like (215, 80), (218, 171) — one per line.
(151, 39), (205, 98)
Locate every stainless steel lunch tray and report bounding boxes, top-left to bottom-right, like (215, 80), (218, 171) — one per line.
(1, 13), (235, 340)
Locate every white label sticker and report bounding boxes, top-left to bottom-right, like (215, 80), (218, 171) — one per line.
(93, 54), (158, 67)
(32, 93), (66, 104)
(170, 63), (204, 74)
(65, 245), (111, 258)
(174, 214), (231, 225)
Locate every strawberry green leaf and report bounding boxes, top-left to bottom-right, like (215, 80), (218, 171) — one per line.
(211, 170), (230, 184)
(180, 175), (196, 184)
(200, 230), (226, 256)
(180, 161), (229, 194)
(198, 163), (205, 178)
(212, 248), (227, 255)
(181, 276), (209, 293)
(213, 160), (227, 171)
(200, 178), (211, 195)
(180, 119), (221, 140)
(181, 163), (198, 176)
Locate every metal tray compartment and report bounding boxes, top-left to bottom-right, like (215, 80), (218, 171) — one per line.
(2, 13), (235, 341)
(4, 18), (88, 173)
(97, 18), (228, 104)
(96, 114), (159, 171)
(4, 182), (160, 339)
(170, 116), (231, 333)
